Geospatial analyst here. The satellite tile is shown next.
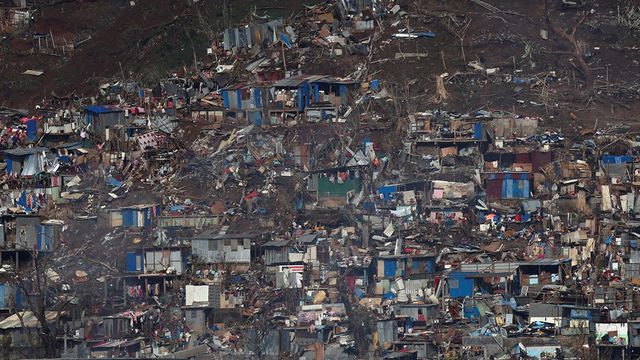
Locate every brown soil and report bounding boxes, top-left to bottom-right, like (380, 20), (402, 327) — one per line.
(0, 0), (315, 107)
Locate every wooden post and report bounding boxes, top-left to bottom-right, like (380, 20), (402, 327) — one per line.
(63, 37), (69, 56)
(281, 42), (287, 73)
(119, 62), (126, 85)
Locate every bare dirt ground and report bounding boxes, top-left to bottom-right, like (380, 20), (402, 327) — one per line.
(0, 0), (313, 107)
(367, 0), (640, 133)
(1, 0), (639, 135)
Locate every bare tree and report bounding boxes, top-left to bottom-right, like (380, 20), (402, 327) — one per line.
(8, 245), (74, 358)
(546, 6), (593, 94)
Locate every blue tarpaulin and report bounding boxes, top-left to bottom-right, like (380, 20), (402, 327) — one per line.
(144, 208), (153, 227)
(106, 176), (123, 188)
(449, 272), (475, 298)
(601, 155), (633, 164)
(126, 251), (142, 272)
(473, 123), (483, 139)
(378, 185), (398, 199)
(58, 155), (71, 164)
(500, 174), (530, 199)
(383, 292), (396, 300)
(16, 191), (40, 213)
(222, 91), (230, 108)
(254, 88), (262, 107)
(84, 105), (115, 114)
(383, 259), (397, 278)
(169, 205), (185, 212)
(26, 119), (37, 141)
(339, 84), (348, 104)
(122, 209), (137, 227)
(464, 302), (481, 319)
(295, 195), (303, 210)
(362, 201), (376, 212)
(605, 235), (613, 245)
(249, 110), (262, 126)
(412, 31), (436, 38)
(280, 34), (292, 49)
(570, 309), (591, 319)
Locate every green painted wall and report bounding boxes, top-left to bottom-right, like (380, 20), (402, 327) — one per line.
(317, 176), (361, 198)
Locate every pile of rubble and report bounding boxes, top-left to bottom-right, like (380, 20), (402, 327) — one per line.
(1, 0), (640, 359)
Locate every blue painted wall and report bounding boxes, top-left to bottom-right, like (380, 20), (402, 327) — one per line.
(126, 251), (144, 272)
(499, 173), (530, 199)
(36, 224), (54, 251)
(449, 272), (476, 298)
(383, 259), (397, 278)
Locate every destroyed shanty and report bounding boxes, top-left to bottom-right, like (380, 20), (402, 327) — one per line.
(1, 0), (640, 359)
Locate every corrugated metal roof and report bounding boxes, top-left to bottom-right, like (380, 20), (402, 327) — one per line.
(458, 262), (521, 273)
(314, 76), (357, 84)
(305, 75), (329, 82)
(458, 258), (571, 273)
(384, 351), (419, 359)
(193, 229), (264, 240)
(3, 147), (48, 156)
(273, 75), (309, 87)
(376, 319), (397, 346)
(51, 141), (83, 150)
(263, 240), (290, 247)
(378, 253), (437, 259)
(265, 247), (289, 265)
(273, 75), (337, 87)
(404, 278), (430, 295)
(223, 82), (258, 91)
(601, 155), (633, 164)
(92, 338), (143, 349)
(523, 258), (571, 266)
(297, 233), (317, 244)
(153, 116), (178, 133)
(119, 204), (156, 210)
(0, 311), (64, 329)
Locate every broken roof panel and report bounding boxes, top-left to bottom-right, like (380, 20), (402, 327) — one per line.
(521, 258), (571, 266)
(0, 311), (64, 329)
(297, 233), (318, 244)
(193, 230), (265, 240)
(273, 75), (312, 88)
(3, 147), (48, 156)
(314, 77), (358, 85)
(84, 105), (123, 114)
(262, 240), (291, 247)
(458, 262), (521, 273)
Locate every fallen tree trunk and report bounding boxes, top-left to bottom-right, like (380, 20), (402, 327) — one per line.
(430, 73), (449, 104)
